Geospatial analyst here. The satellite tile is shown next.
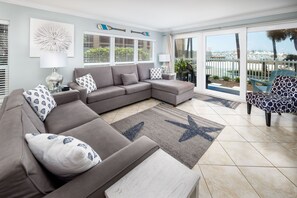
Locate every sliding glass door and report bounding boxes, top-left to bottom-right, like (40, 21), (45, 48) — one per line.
(174, 37), (198, 86)
(247, 26), (297, 93)
(203, 28), (246, 101)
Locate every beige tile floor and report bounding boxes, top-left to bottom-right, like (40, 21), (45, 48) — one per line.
(100, 97), (297, 198)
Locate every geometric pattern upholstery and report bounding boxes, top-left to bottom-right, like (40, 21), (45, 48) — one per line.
(150, 68), (162, 80)
(246, 76), (297, 113)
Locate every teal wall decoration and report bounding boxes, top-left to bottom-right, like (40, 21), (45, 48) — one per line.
(131, 30), (150, 36)
(97, 24), (126, 32)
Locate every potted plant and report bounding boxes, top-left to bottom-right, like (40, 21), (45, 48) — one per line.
(175, 59), (191, 80)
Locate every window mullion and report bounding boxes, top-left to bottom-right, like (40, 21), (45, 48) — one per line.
(110, 37), (115, 66)
(134, 39), (138, 64)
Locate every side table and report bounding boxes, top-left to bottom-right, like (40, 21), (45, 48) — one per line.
(105, 149), (200, 198)
(162, 73), (176, 80)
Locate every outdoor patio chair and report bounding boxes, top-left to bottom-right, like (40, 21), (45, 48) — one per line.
(246, 76), (297, 126)
(250, 69), (296, 93)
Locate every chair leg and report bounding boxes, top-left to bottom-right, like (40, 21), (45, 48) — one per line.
(265, 112), (271, 127)
(278, 112), (281, 116)
(247, 103), (252, 114)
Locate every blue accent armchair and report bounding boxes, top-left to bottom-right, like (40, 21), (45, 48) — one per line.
(250, 69), (296, 93)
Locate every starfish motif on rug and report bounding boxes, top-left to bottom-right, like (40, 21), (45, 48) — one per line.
(122, 122), (144, 141)
(165, 115), (221, 142)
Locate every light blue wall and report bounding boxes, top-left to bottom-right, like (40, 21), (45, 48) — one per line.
(0, 2), (164, 91)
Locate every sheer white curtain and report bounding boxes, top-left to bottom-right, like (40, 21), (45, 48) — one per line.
(165, 34), (174, 73)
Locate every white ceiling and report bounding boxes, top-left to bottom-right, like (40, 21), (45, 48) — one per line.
(2, 0), (297, 32)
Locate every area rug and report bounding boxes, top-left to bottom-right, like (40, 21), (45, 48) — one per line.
(111, 103), (225, 168)
(193, 93), (240, 109)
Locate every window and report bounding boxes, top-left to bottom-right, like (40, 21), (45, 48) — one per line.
(138, 40), (153, 61)
(84, 34), (110, 64)
(0, 22), (8, 98)
(247, 28), (297, 78)
(115, 38), (134, 62)
(83, 33), (154, 65)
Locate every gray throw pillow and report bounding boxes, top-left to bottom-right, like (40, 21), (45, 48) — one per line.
(121, 73), (138, 85)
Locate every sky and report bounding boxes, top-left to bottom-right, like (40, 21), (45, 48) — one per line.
(189, 31), (297, 54)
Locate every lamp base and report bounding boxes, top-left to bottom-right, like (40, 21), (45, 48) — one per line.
(161, 63), (168, 74)
(46, 68), (63, 91)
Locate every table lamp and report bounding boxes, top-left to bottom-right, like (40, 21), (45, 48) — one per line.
(40, 51), (67, 91)
(159, 54), (170, 74)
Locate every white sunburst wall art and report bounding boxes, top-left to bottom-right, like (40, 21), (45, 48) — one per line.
(30, 18), (74, 57)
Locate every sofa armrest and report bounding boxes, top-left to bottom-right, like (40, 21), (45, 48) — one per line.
(44, 136), (159, 198)
(68, 82), (87, 103)
(52, 90), (80, 106)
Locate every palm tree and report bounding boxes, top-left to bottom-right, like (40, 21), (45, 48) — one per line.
(267, 30), (287, 60)
(285, 28), (297, 51)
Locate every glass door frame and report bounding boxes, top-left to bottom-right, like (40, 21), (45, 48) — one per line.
(173, 32), (202, 90)
(199, 28), (247, 102)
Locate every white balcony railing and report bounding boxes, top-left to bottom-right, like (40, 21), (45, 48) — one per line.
(205, 59), (297, 81)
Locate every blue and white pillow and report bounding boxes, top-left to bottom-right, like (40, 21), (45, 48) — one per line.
(23, 84), (56, 121)
(76, 73), (97, 94)
(150, 68), (162, 80)
(25, 133), (101, 179)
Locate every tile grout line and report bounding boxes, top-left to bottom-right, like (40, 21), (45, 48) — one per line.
(197, 165), (214, 198)
(246, 133), (297, 187)
(275, 167), (297, 188)
(244, 140), (297, 188)
(216, 140), (263, 198)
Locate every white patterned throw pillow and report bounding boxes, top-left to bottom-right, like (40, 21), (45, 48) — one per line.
(23, 84), (57, 121)
(76, 73), (97, 94)
(150, 68), (162, 80)
(25, 133), (101, 179)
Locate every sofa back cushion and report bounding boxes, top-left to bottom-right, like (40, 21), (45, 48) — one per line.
(0, 102), (56, 197)
(112, 65), (139, 85)
(137, 63), (154, 81)
(4, 89), (46, 133)
(74, 66), (114, 88)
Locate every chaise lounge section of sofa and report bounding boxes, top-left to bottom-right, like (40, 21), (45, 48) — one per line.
(69, 63), (194, 114)
(0, 89), (159, 198)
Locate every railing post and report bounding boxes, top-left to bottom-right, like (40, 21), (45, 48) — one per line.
(232, 61), (235, 80)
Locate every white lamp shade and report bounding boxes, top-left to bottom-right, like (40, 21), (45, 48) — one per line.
(159, 54), (170, 62)
(40, 51), (67, 68)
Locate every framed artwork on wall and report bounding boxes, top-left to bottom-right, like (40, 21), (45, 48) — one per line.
(30, 18), (74, 57)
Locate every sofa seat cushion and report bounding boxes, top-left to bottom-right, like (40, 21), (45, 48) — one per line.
(120, 82), (151, 95)
(61, 118), (130, 160)
(45, 100), (99, 134)
(87, 86), (125, 103)
(145, 80), (194, 95)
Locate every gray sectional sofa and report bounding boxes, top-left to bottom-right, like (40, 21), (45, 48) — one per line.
(69, 63), (194, 114)
(0, 89), (159, 198)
